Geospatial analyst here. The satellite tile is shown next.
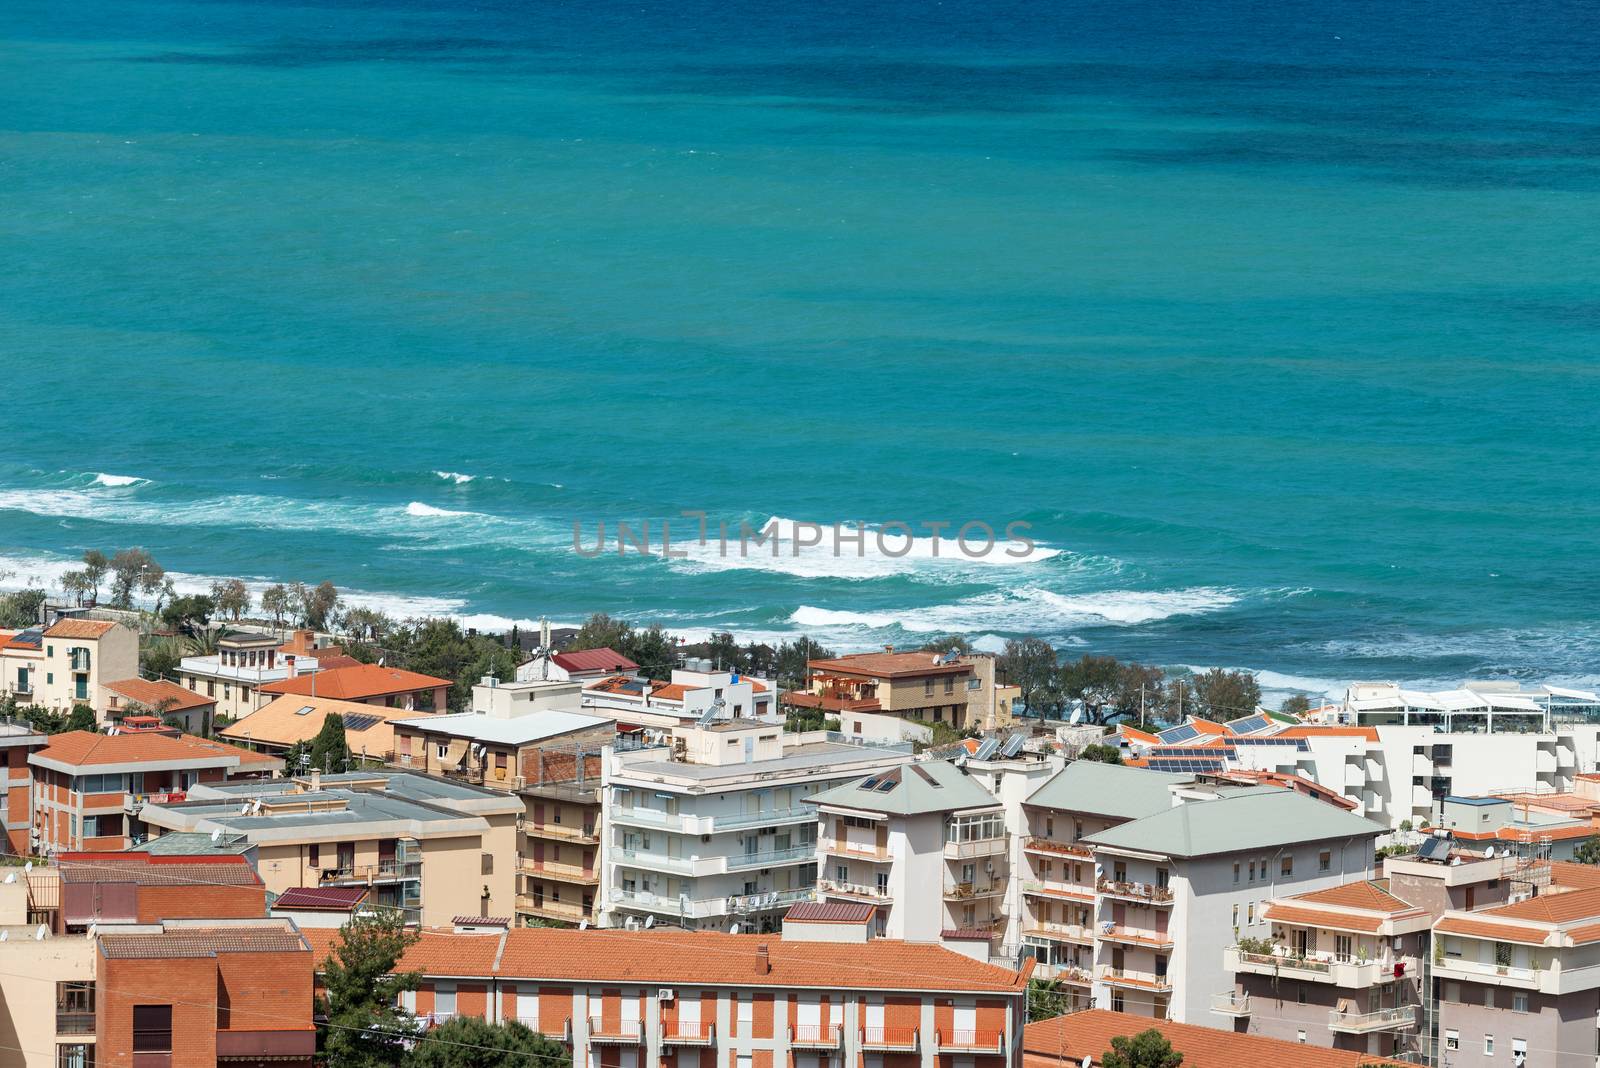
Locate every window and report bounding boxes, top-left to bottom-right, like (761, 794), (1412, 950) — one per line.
(1280, 855), (1293, 877)
(1233, 862), (1241, 885)
(1319, 850), (1331, 873)
(1511, 1038), (1526, 1065)
(436, 984), (457, 1018)
(1485, 1036), (1495, 1056)
(1044, 816), (1054, 837)
(1495, 942), (1513, 967)
(876, 872), (889, 895)
(835, 865), (848, 882)
(1110, 992), (1124, 1013)
(309, 843), (320, 867)
(1445, 1030), (1460, 1051)
(1248, 860), (1256, 882)
(737, 996), (753, 1030)
(1246, 902), (1255, 924)
(924, 680), (934, 697)
(207, 680), (215, 697)
(1232, 904), (1239, 927)
(1512, 993), (1528, 1013)
(56, 1045), (93, 1068)
(132, 1006), (172, 1054)
(437, 743), (450, 761)
(1296, 1031), (1306, 1044)
(481, 853), (494, 875)
(944, 677), (954, 695)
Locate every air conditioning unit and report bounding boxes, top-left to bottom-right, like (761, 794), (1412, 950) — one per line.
(659, 988), (675, 1001)
(984, 860), (995, 873)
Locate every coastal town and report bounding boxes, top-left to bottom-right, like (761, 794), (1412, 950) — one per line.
(1, 570), (1598, 1068)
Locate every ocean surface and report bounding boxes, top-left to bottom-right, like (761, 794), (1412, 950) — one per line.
(4, 0), (1600, 695)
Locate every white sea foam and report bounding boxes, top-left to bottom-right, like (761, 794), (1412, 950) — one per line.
(91, 473), (148, 488)
(434, 471), (476, 485)
(405, 501), (477, 518)
(790, 585), (1238, 636)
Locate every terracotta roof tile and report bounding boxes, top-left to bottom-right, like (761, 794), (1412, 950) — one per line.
(1274, 726), (1381, 742)
(58, 853), (262, 887)
(807, 652), (973, 679)
(1550, 861), (1600, 890)
(1024, 1010), (1371, 1068)
(1283, 880), (1419, 915)
(784, 902), (875, 924)
(552, 648), (639, 673)
(1476, 886), (1600, 925)
(1434, 916), (1550, 944)
(259, 663), (451, 700)
(99, 926), (308, 958)
(220, 695), (412, 756)
(1264, 905), (1383, 933)
(272, 886), (369, 911)
(45, 619), (120, 639)
(33, 730), (248, 768)
(103, 677), (216, 712)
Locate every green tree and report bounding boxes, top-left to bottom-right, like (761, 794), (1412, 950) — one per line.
(64, 704), (98, 733)
(161, 593), (215, 638)
(1279, 693), (1313, 716)
(211, 579), (252, 621)
(311, 713), (351, 773)
(706, 631), (745, 672)
(1188, 668), (1262, 722)
(318, 912), (420, 1068)
(999, 637), (1058, 715)
(108, 548), (163, 609)
(921, 635), (974, 657)
(60, 570), (93, 606)
(570, 612), (631, 652)
(1057, 655), (1123, 724)
(405, 1016), (572, 1068)
(0, 588), (46, 629)
(283, 738), (312, 776)
(305, 581), (341, 631)
(774, 636), (834, 691)
(1077, 743), (1123, 765)
(141, 636), (183, 682)
(1101, 1028), (1183, 1068)
(1575, 835), (1600, 865)
(260, 584), (291, 629)
(1026, 978), (1074, 1023)
(342, 606), (395, 643)
(621, 623), (679, 680)
(81, 550), (109, 605)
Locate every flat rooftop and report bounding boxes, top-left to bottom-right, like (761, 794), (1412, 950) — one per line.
(617, 740), (910, 784)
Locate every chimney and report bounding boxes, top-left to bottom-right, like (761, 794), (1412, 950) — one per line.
(286, 654), (298, 679)
(310, 768), (321, 792)
(884, 644), (894, 654)
(643, 684), (652, 708)
(755, 944), (770, 975)
(482, 675), (497, 688)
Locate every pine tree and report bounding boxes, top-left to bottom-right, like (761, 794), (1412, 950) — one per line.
(318, 912), (420, 1068)
(1101, 1029), (1184, 1068)
(406, 1016), (571, 1068)
(310, 713), (351, 774)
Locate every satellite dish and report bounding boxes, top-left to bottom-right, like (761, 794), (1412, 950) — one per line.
(578, 920), (589, 930)
(0, 931), (7, 942)
(35, 924), (46, 941)
(1081, 1058), (1092, 1068)
(211, 829), (222, 843)
(645, 915), (655, 929)
(1483, 846), (1495, 858)
(1068, 707), (1084, 725)
(730, 923), (740, 935)
(23, 861), (31, 873)
(2, 873), (13, 885)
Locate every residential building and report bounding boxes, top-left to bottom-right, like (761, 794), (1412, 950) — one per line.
(789, 650), (1016, 733)
(100, 678), (217, 733)
(601, 723), (913, 933)
(1, 721), (48, 856)
(269, 885), (371, 928)
(584, 661), (778, 727)
(301, 918), (1033, 1068)
(259, 662), (452, 714)
(0, 875), (98, 1068)
(1016, 762), (1385, 1025)
(49, 851), (268, 933)
(1433, 885), (1600, 1068)
(471, 676), (586, 718)
(518, 647), (639, 684)
(220, 693), (421, 765)
(28, 730), (281, 853)
(137, 770), (521, 926)
(1434, 794), (1598, 861)
(811, 761), (1011, 959)
(176, 631), (332, 722)
(0, 620), (139, 714)
(1219, 880), (1431, 1061)
(1022, 1009), (1377, 1068)
(95, 918), (315, 1068)
(388, 708), (615, 928)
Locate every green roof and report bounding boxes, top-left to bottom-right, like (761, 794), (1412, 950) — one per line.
(807, 760), (998, 816)
(141, 830), (255, 856)
(1024, 761), (1193, 821)
(1084, 785), (1385, 858)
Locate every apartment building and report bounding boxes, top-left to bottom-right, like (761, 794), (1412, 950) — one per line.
(259, 662), (452, 714)
(220, 693), (419, 765)
(1219, 880), (1431, 1060)
(790, 651), (1016, 733)
(584, 661), (778, 727)
(518, 647), (639, 684)
(176, 631), (333, 722)
(471, 676), (587, 717)
(1, 721), (48, 856)
(601, 723), (913, 933)
(811, 760), (1011, 958)
(302, 919), (1032, 1068)
(1021, 1009), (1380, 1068)
(0, 620), (139, 714)
(100, 678), (217, 733)
(1016, 762), (1384, 1025)
(95, 918), (315, 1068)
(137, 769), (521, 926)
(389, 708), (616, 927)
(0, 876), (98, 1068)
(28, 730), (281, 853)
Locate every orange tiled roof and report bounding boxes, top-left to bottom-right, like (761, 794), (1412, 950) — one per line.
(808, 652), (973, 679)
(1284, 879), (1420, 915)
(1450, 824), (1596, 843)
(259, 663), (450, 700)
(1477, 886), (1600, 925)
(1434, 916), (1550, 944)
(178, 733), (280, 767)
(44, 619), (120, 639)
(220, 694), (409, 756)
(33, 730), (248, 768)
(1024, 1010), (1373, 1068)
(1190, 719), (1231, 736)
(1550, 861), (1600, 890)
(1265, 905), (1384, 933)
(100, 925), (308, 958)
(1274, 725), (1381, 743)
(1119, 724), (1160, 745)
(103, 677), (215, 712)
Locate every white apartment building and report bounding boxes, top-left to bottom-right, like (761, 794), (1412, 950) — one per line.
(810, 759), (1012, 960)
(177, 631), (332, 722)
(0, 619), (139, 713)
(598, 721), (911, 933)
(1016, 761), (1384, 1025)
(584, 661), (778, 728)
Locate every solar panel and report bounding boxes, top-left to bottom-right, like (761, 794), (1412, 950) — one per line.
(973, 738), (1001, 761)
(1226, 714), (1271, 735)
(1000, 733), (1027, 759)
(1418, 836), (1452, 862)
(341, 712), (381, 732)
(1157, 723), (1200, 744)
(1144, 745), (1236, 759)
(1144, 758), (1226, 773)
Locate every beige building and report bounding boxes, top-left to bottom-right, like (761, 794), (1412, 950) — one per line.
(0, 620), (139, 714)
(176, 630), (341, 723)
(137, 770), (521, 926)
(0, 877), (97, 1068)
(790, 649), (1017, 732)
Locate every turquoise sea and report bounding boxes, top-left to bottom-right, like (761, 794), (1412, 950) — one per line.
(4, 0), (1599, 693)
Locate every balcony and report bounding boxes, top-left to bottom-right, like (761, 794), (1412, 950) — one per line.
(1097, 967), (1172, 993)
(56, 1011), (96, 1036)
(516, 1018), (573, 1042)
(819, 837), (892, 862)
(1022, 880), (1095, 903)
(1431, 956), (1541, 991)
(817, 877), (892, 903)
(515, 896), (588, 925)
(1096, 878), (1173, 906)
(612, 848), (701, 876)
(944, 879), (1006, 901)
(1328, 1006), (1416, 1034)
(790, 1024), (843, 1050)
(1040, 964), (1093, 986)
(1210, 993), (1251, 1018)
(1099, 926), (1174, 950)
(944, 837), (1007, 860)
(1224, 947), (1394, 988)
(726, 887), (814, 914)
(518, 858), (598, 885)
(587, 1017), (643, 1044)
(318, 861), (414, 886)
(661, 1022), (715, 1046)
(861, 1027), (919, 1052)
(1025, 921), (1095, 944)
(522, 821), (599, 845)
(1022, 836), (1093, 860)
(215, 1030), (318, 1059)
(936, 1030), (1005, 1054)
(709, 805), (815, 832)
(724, 845), (817, 872)
(610, 889), (724, 919)
(124, 791), (186, 812)
(610, 807), (686, 831)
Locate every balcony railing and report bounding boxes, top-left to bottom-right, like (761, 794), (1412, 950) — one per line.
(516, 1018), (573, 1042)
(587, 1017), (644, 1043)
(518, 858), (598, 884)
(944, 879), (1006, 900)
(318, 861), (413, 885)
(1025, 921), (1095, 943)
(1022, 836), (1094, 859)
(819, 837), (892, 862)
(944, 837), (1007, 860)
(522, 821), (599, 844)
(55, 1011), (96, 1036)
(727, 887), (814, 913)
(817, 878), (892, 902)
(1210, 992), (1251, 1018)
(790, 1024), (844, 1049)
(1097, 967), (1172, 992)
(515, 895), (588, 924)
(1096, 878), (1173, 904)
(662, 1022), (715, 1046)
(1099, 925), (1174, 949)
(725, 845), (817, 871)
(1328, 1006), (1417, 1034)
(712, 805), (815, 831)
(1021, 880), (1095, 901)
(860, 1027), (919, 1052)
(936, 1030), (1005, 1054)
